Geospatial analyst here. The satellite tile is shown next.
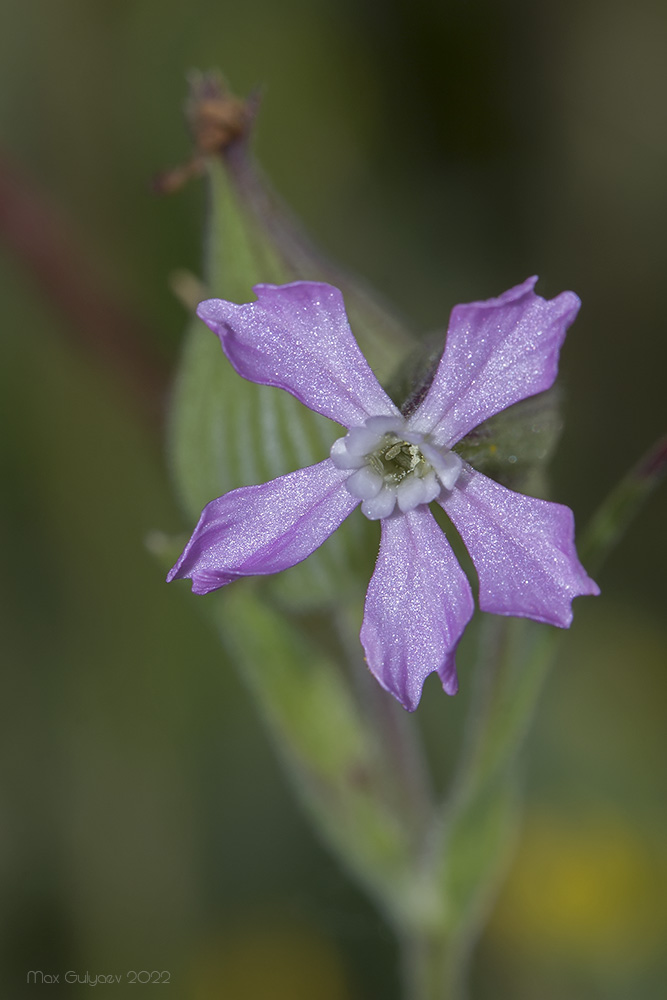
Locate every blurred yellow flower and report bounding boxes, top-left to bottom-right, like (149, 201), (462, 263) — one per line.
(189, 915), (352, 1000)
(488, 809), (666, 969)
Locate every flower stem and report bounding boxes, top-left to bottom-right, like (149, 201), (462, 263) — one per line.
(579, 433), (667, 574)
(401, 926), (467, 1000)
(335, 605), (434, 841)
(400, 617), (555, 999)
(405, 438), (667, 996)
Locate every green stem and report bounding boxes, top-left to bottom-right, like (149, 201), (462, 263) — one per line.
(456, 618), (556, 795)
(408, 435), (667, 996)
(404, 618), (559, 999)
(402, 927), (465, 1000)
(335, 605), (435, 846)
(579, 433), (667, 574)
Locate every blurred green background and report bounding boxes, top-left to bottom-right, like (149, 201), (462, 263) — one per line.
(1, 1), (665, 997)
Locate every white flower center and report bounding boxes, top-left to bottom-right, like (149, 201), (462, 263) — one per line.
(330, 415), (462, 520)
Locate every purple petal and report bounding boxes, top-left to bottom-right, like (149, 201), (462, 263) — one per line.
(197, 282), (400, 429)
(408, 277), (580, 447)
(167, 460), (358, 594)
(360, 508), (474, 711)
(440, 468), (600, 627)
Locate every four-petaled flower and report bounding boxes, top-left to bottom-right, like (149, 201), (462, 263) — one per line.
(168, 278), (599, 710)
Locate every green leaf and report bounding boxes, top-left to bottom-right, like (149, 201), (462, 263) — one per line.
(212, 583), (418, 916)
(218, 141), (417, 383)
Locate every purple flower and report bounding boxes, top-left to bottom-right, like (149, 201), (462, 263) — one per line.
(168, 278), (599, 710)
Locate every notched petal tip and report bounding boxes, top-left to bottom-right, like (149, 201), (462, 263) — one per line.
(364, 660), (421, 713)
(410, 275), (583, 448)
(476, 274), (539, 307)
(167, 565), (236, 595)
(251, 278), (339, 299)
(166, 527), (239, 593)
(439, 658), (459, 696)
(441, 470), (600, 630)
(360, 507), (474, 711)
(196, 282), (398, 428)
(472, 276), (579, 316)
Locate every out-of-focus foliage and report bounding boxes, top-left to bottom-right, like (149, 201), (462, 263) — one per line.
(1, 1), (665, 997)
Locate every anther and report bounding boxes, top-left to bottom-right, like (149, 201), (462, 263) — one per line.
(384, 443), (403, 461)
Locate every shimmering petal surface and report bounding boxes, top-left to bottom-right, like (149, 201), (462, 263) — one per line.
(167, 461), (358, 594)
(440, 467), (600, 627)
(197, 282), (400, 429)
(172, 277), (598, 710)
(360, 508), (475, 711)
(409, 277), (580, 447)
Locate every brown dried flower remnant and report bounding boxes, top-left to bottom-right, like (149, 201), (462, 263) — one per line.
(154, 71), (251, 195)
